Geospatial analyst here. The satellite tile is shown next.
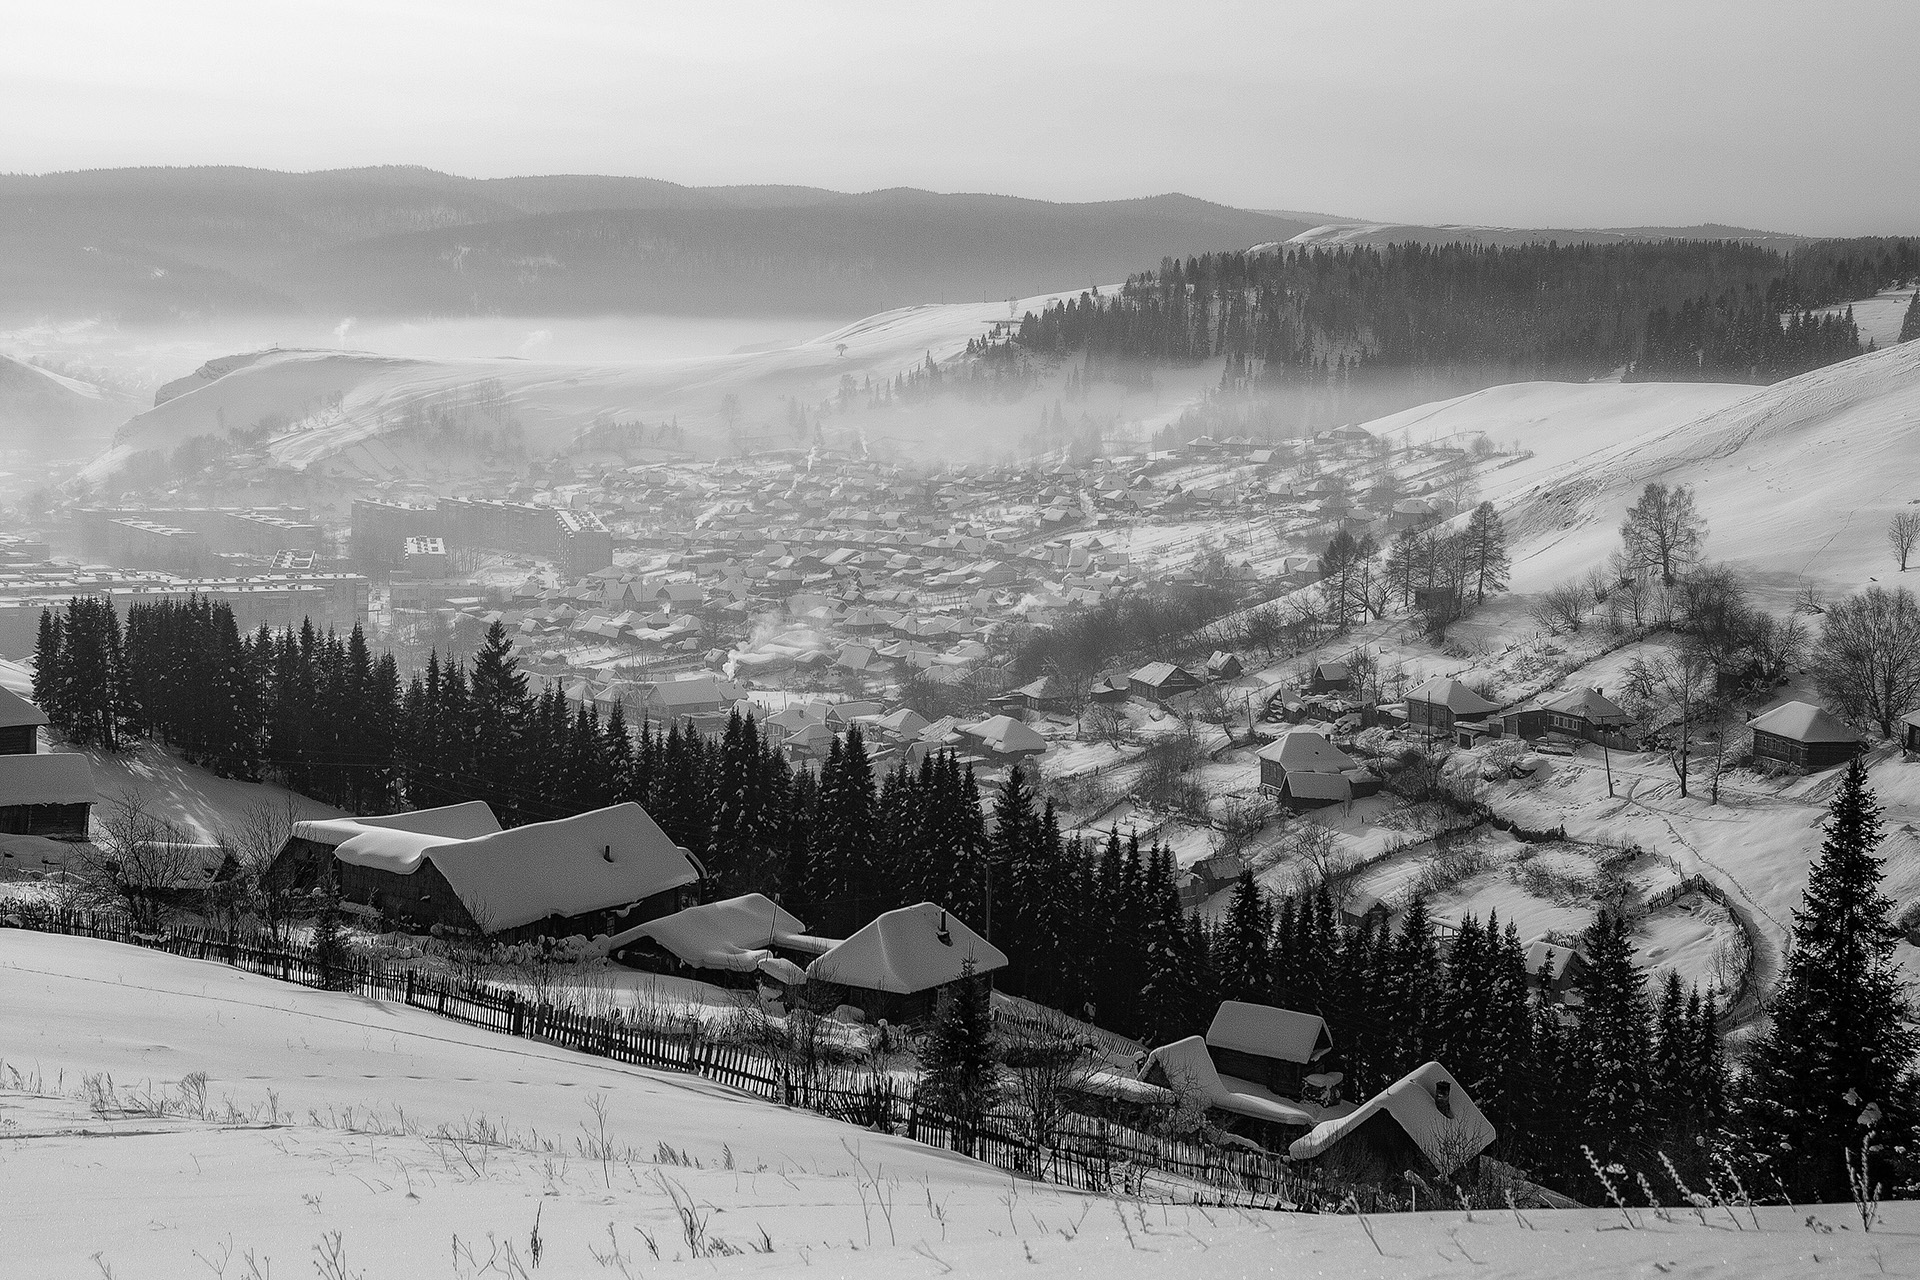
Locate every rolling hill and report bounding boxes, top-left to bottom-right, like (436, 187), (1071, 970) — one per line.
(81, 287), (1108, 479)
(0, 353), (142, 461)
(0, 167), (1316, 321)
(1278, 220), (1807, 252)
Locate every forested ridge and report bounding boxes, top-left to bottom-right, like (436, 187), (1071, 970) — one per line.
(1012, 237), (1919, 438)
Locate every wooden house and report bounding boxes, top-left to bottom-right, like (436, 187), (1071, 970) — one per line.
(1204, 650), (1244, 681)
(1257, 729), (1377, 808)
(1403, 676), (1498, 733)
(1140, 1034), (1340, 1152)
(1748, 700), (1864, 771)
(1288, 1062), (1495, 1185)
(1129, 662), (1204, 704)
(1203, 1001), (1334, 1100)
(1308, 661), (1352, 694)
(266, 800), (703, 942)
(805, 902), (1006, 1023)
(991, 676), (1066, 715)
(1523, 940), (1590, 998)
(1540, 686), (1636, 748)
(1904, 709), (1920, 753)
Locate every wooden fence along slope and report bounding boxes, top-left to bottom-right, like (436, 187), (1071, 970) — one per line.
(8, 907), (1400, 1214)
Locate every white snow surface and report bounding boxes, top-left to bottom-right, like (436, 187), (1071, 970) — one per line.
(5, 931), (1918, 1277)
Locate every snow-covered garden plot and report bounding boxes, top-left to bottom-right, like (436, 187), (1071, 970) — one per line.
(9, 929), (1920, 1279)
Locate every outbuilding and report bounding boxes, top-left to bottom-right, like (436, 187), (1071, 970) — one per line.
(0, 752), (94, 836)
(1129, 662), (1204, 704)
(604, 893), (826, 993)
(1748, 700), (1864, 771)
(1288, 1062), (1495, 1185)
(805, 902), (1007, 1023)
(0, 686), (47, 756)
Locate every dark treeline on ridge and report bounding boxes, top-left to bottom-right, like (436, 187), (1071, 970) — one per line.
(1012, 237), (1919, 439)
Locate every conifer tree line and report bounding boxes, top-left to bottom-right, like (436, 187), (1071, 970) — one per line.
(1009, 239), (1917, 420)
(34, 598), (1920, 1204)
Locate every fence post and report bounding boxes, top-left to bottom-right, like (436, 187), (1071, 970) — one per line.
(510, 995), (524, 1039)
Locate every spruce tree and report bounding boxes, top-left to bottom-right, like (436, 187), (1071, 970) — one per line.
(920, 957), (999, 1149)
(1739, 758), (1916, 1200)
(1463, 501), (1511, 605)
(1578, 909), (1653, 1162)
(1901, 289), (1920, 344)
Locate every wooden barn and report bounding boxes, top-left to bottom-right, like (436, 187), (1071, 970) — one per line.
(1748, 700), (1864, 771)
(267, 800), (704, 942)
(805, 902), (1006, 1023)
(1288, 1062), (1496, 1186)
(0, 686), (47, 756)
(0, 752), (94, 836)
(1307, 660), (1353, 694)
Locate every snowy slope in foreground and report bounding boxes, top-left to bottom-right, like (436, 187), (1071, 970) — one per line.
(82, 288), (1096, 480)
(6, 932), (1919, 1278)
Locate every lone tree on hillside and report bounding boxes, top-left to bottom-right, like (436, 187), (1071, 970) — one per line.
(1814, 586), (1920, 738)
(1621, 648), (1717, 797)
(1738, 759), (1916, 1202)
(1620, 482), (1706, 586)
(1462, 501), (1511, 606)
(1889, 511), (1920, 571)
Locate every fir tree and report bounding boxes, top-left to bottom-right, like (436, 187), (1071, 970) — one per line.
(1739, 758), (1916, 1200)
(920, 957), (999, 1149)
(1462, 501), (1511, 605)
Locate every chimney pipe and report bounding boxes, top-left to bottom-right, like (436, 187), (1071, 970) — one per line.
(1434, 1080), (1453, 1117)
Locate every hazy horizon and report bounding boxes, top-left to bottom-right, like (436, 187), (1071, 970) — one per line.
(6, 1), (1917, 238)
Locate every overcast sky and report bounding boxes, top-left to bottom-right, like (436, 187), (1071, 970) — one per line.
(4, 0), (1915, 235)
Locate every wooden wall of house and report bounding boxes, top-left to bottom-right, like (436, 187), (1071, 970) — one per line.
(0, 801), (90, 836)
(1209, 1044), (1308, 1097)
(0, 724), (39, 756)
(1299, 1110), (1435, 1185)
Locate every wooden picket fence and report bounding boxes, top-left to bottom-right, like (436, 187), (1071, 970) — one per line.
(7, 905), (1399, 1214)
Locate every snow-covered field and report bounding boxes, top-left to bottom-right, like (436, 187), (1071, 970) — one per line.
(8, 929), (1918, 1278)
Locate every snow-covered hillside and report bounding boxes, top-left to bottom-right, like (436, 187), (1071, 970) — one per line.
(6, 929), (1915, 1278)
(81, 288), (1103, 481)
(1475, 341), (1920, 608)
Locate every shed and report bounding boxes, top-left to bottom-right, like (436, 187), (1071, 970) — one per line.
(1141, 1035), (1340, 1150)
(1308, 661), (1353, 694)
(605, 893), (813, 989)
(1524, 940), (1590, 996)
(1749, 700), (1864, 770)
(1905, 708), (1920, 754)
(1205, 650), (1244, 681)
(1288, 1062), (1495, 1184)
(0, 752), (94, 836)
(806, 902), (1007, 1022)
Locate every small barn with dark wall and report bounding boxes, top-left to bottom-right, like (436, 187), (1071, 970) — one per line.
(1748, 700), (1864, 771)
(0, 752), (94, 836)
(268, 800), (704, 942)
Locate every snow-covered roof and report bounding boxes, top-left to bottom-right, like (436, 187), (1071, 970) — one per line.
(1405, 676), (1499, 715)
(426, 804), (700, 932)
(1748, 699), (1862, 744)
(1285, 771), (1351, 802)
(1288, 1061), (1495, 1174)
(0, 752), (93, 806)
(1205, 1001), (1332, 1065)
(1541, 686), (1631, 723)
(959, 714), (1047, 756)
(0, 686), (48, 730)
(1144, 1036), (1319, 1128)
(293, 800), (502, 848)
(807, 902), (1007, 994)
(1524, 940), (1588, 980)
(1256, 729), (1357, 775)
(602, 893), (808, 974)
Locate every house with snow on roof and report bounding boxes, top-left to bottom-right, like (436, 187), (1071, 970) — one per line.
(265, 800), (703, 942)
(603, 893), (831, 997)
(805, 902), (1007, 1022)
(1129, 661), (1204, 704)
(1748, 699), (1864, 771)
(1257, 728), (1378, 809)
(1288, 1062), (1495, 1186)
(1403, 675), (1498, 734)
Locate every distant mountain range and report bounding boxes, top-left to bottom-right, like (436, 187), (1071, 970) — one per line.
(0, 167), (1317, 321)
(0, 167), (1820, 323)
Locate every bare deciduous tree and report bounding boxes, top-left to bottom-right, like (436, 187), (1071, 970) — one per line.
(213, 793), (306, 942)
(1889, 511), (1920, 572)
(82, 790), (206, 930)
(1621, 649), (1717, 797)
(1814, 586), (1920, 737)
(1620, 482), (1706, 586)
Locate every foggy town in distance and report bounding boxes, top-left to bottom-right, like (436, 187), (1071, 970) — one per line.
(3, 3), (1920, 1276)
